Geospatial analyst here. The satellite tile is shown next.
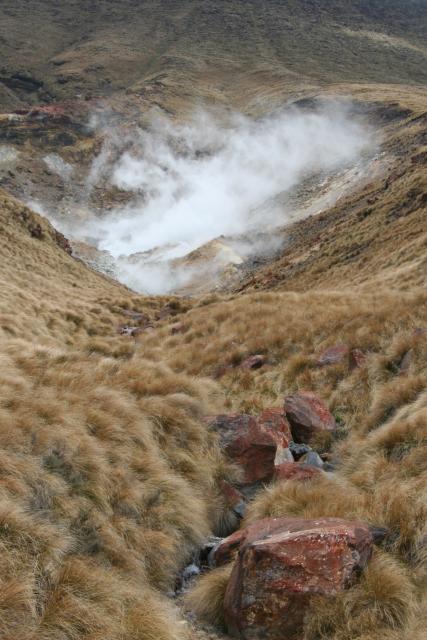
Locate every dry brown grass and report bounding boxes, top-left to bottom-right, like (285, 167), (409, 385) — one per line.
(1, 84), (426, 640)
(179, 292), (427, 638)
(0, 193), (243, 638)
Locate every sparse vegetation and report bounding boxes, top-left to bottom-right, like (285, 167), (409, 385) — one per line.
(0, 1), (426, 639)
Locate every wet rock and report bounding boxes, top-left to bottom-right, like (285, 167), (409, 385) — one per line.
(240, 355), (266, 370)
(274, 461), (322, 482)
(206, 408), (292, 485)
(316, 343), (349, 366)
(224, 516), (374, 640)
(284, 392), (336, 444)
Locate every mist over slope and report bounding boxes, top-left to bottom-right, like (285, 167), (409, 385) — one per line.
(48, 103), (373, 294)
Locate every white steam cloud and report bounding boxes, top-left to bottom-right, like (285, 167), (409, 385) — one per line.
(34, 103), (374, 294)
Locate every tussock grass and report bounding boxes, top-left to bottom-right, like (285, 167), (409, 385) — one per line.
(1, 83), (427, 639)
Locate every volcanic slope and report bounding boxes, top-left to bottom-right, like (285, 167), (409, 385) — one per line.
(0, 1), (426, 640)
(0, 82), (426, 640)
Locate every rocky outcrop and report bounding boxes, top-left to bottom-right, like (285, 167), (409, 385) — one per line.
(223, 516), (374, 640)
(206, 408), (292, 485)
(284, 392), (336, 443)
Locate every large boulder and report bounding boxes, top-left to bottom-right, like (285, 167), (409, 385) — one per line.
(224, 516), (374, 640)
(206, 408), (292, 485)
(284, 392), (336, 443)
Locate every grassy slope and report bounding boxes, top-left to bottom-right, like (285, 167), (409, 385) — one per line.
(0, 191), (244, 639)
(2, 82), (425, 639)
(0, 2), (426, 639)
(139, 87), (426, 639)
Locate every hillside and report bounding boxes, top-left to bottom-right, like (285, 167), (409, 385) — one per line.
(0, 2), (426, 640)
(0, 0), (426, 113)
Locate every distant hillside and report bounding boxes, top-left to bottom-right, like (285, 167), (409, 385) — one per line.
(0, 0), (426, 111)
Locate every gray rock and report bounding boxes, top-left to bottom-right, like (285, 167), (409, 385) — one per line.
(300, 451), (324, 469)
(289, 442), (312, 460)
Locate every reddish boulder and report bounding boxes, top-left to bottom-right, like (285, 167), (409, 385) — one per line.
(274, 461), (321, 482)
(206, 409), (292, 484)
(211, 528), (247, 567)
(316, 343), (349, 367)
(240, 355), (266, 370)
(224, 517), (373, 639)
(284, 392), (336, 443)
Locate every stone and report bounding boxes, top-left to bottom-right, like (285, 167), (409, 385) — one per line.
(284, 392), (336, 444)
(289, 441), (311, 460)
(240, 355), (266, 370)
(350, 348), (366, 369)
(274, 461), (321, 482)
(316, 343), (349, 366)
(210, 528), (247, 567)
(219, 480), (246, 519)
(206, 409), (292, 485)
(224, 516), (374, 639)
(299, 450), (324, 469)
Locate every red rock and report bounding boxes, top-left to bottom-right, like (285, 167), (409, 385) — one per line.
(274, 461), (321, 482)
(224, 517), (373, 640)
(240, 355), (266, 370)
(350, 348), (366, 369)
(219, 480), (246, 518)
(206, 409), (291, 485)
(284, 392), (336, 444)
(212, 528), (247, 567)
(316, 343), (349, 366)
